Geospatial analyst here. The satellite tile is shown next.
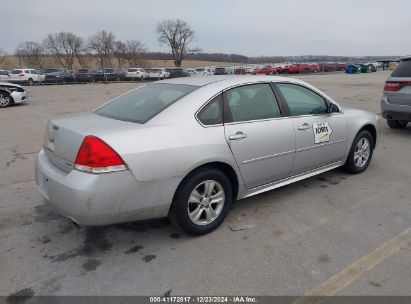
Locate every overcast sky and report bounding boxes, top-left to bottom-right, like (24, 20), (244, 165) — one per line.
(2, 0), (410, 56)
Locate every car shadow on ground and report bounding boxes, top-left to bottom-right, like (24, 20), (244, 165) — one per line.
(30, 167), (353, 269)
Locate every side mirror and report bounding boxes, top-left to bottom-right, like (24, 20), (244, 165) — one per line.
(328, 103), (340, 113)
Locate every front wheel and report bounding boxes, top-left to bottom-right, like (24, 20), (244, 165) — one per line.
(0, 91), (12, 108)
(387, 119), (408, 129)
(344, 130), (374, 174)
(171, 168), (232, 235)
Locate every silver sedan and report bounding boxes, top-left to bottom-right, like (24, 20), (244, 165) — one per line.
(35, 76), (378, 235)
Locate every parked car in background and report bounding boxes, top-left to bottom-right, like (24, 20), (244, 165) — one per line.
(0, 82), (28, 108)
(360, 64), (376, 73)
(35, 75), (378, 235)
(336, 63), (347, 71)
(74, 69), (99, 83)
(195, 67), (213, 76)
(186, 68), (198, 76)
(318, 63), (337, 72)
(381, 56), (411, 129)
(254, 66), (277, 75)
(44, 68), (72, 84)
(345, 64), (362, 74)
(288, 63), (313, 74)
(234, 67), (247, 75)
(146, 68), (170, 79)
(309, 63), (320, 72)
(96, 68), (127, 82)
(166, 67), (190, 78)
(0, 70), (10, 82)
(125, 68), (148, 81)
(214, 67), (230, 75)
(9, 69), (45, 85)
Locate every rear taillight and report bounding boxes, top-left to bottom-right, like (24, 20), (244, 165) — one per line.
(384, 81), (411, 92)
(18, 74), (25, 77)
(75, 135), (126, 173)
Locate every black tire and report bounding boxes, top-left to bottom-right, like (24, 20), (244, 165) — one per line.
(343, 130), (374, 174)
(0, 91), (13, 108)
(27, 78), (34, 86)
(171, 167), (233, 236)
(140, 76), (144, 82)
(387, 119), (408, 129)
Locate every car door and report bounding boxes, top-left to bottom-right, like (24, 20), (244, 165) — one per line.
(30, 70), (38, 82)
(223, 83), (296, 189)
(276, 82), (348, 174)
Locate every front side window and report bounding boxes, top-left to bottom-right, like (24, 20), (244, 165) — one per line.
(197, 94), (223, 125)
(225, 83), (281, 122)
(277, 83), (328, 116)
(95, 83), (198, 123)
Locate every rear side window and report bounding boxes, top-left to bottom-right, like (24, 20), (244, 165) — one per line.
(197, 94), (223, 125)
(277, 83), (328, 116)
(225, 83), (281, 122)
(391, 60), (411, 77)
(95, 83), (198, 124)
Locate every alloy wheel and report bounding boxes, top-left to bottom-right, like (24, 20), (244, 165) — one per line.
(0, 93), (10, 107)
(354, 138), (371, 168)
(187, 180), (225, 225)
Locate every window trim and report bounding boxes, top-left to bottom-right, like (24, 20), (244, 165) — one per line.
(195, 92), (224, 128)
(222, 82), (285, 124)
(196, 93), (224, 127)
(273, 82), (341, 118)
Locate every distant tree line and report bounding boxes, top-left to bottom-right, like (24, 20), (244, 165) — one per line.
(11, 18), (200, 70)
(4, 17), (400, 70)
(13, 30), (148, 70)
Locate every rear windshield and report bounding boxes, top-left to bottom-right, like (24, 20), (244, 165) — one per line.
(391, 60), (411, 77)
(78, 69), (89, 72)
(11, 70), (22, 74)
(95, 83), (199, 123)
(45, 69), (60, 73)
(127, 68), (137, 72)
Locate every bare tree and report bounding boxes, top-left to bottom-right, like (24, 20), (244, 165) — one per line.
(88, 30), (116, 70)
(14, 42), (45, 69)
(113, 40), (127, 68)
(0, 49), (8, 68)
(156, 19), (195, 67)
(123, 40), (147, 66)
(76, 51), (93, 69)
(43, 32), (84, 69)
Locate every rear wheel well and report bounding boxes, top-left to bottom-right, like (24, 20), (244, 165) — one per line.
(173, 162), (239, 203)
(359, 124), (377, 148)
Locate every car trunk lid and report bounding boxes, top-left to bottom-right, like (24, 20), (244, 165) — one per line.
(44, 112), (141, 172)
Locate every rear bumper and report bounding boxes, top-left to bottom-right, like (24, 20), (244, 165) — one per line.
(381, 96), (411, 121)
(35, 149), (173, 225)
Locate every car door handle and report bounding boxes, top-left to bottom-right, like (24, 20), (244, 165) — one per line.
(297, 123), (311, 130)
(228, 132), (247, 140)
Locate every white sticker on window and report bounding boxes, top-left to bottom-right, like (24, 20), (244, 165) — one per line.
(313, 122), (332, 144)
